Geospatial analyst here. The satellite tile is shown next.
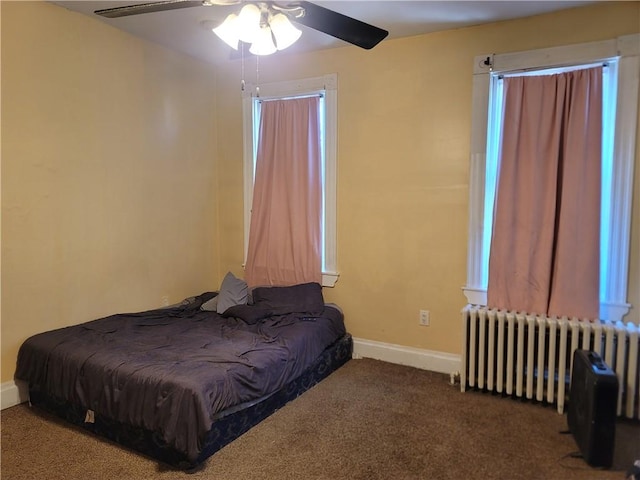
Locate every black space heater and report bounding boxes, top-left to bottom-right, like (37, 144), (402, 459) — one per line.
(567, 349), (619, 468)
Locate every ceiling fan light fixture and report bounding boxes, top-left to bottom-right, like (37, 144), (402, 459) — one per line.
(249, 25), (277, 56)
(212, 13), (240, 50)
(269, 13), (301, 51)
(94, 1), (389, 52)
(236, 3), (262, 44)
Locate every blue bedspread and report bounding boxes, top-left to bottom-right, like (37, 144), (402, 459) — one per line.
(15, 292), (346, 462)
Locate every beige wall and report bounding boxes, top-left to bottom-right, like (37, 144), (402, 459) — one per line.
(1, 2), (220, 382)
(214, 1), (640, 355)
(2, 1), (639, 384)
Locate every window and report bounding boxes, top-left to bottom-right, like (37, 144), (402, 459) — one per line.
(242, 74), (339, 286)
(464, 35), (639, 322)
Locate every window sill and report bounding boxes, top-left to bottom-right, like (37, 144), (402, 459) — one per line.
(322, 272), (339, 288)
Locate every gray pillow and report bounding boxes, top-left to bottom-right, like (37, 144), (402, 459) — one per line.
(215, 271), (248, 314)
(200, 295), (218, 312)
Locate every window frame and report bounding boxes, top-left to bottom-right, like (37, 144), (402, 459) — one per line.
(242, 74), (339, 287)
(464, 34), (639, 322)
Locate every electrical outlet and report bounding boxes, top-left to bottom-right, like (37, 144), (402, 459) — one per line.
(419, 309), (430, 326)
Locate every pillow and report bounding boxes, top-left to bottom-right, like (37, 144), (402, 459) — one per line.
(200, 272), (248, 314)
(251, 282), (324, 315)
(200, 295), (218, 312)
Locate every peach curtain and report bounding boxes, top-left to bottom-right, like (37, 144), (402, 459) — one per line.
(487, 67), (602, 319)
(245, 96), (322, 288)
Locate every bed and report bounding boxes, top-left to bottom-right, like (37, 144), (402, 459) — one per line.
(15, 280), (352, 470)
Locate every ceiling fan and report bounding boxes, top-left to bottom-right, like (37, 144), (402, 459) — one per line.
(93, 0), (389, 51)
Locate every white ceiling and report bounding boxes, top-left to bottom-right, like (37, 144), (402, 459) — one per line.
(51, 1), (596, 65)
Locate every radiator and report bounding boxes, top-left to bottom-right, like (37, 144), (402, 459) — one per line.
(461, 305), (640, 420)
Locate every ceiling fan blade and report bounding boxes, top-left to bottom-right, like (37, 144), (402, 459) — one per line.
(293, 1), (388, 50)
(94, 1), (205, 18)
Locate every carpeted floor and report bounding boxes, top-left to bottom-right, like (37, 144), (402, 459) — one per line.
(1, 358), (638, 479)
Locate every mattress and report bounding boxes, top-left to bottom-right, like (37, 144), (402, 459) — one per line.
(15, 289), (350, 468)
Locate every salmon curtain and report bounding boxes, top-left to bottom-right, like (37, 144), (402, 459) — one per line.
(245, 96), (322, 288)
(487, 67), (602, 319)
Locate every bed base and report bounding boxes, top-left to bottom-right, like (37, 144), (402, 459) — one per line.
(27, 333), (352, 470)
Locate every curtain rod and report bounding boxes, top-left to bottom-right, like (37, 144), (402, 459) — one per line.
(496, 61), (610, 79)
(257, 93), (324, 102)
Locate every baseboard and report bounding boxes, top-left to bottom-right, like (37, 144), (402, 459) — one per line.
(1, 380), (29, 410)
(352, 337), (461, 374)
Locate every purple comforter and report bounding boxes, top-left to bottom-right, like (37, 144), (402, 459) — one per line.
(15, 292), (346, 462)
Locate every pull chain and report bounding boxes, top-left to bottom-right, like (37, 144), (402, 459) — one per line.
(241, 43), (245, 91)
(255, 55), (260, 98)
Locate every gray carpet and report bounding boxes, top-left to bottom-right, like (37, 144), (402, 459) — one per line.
(1, 358), (638, 479)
